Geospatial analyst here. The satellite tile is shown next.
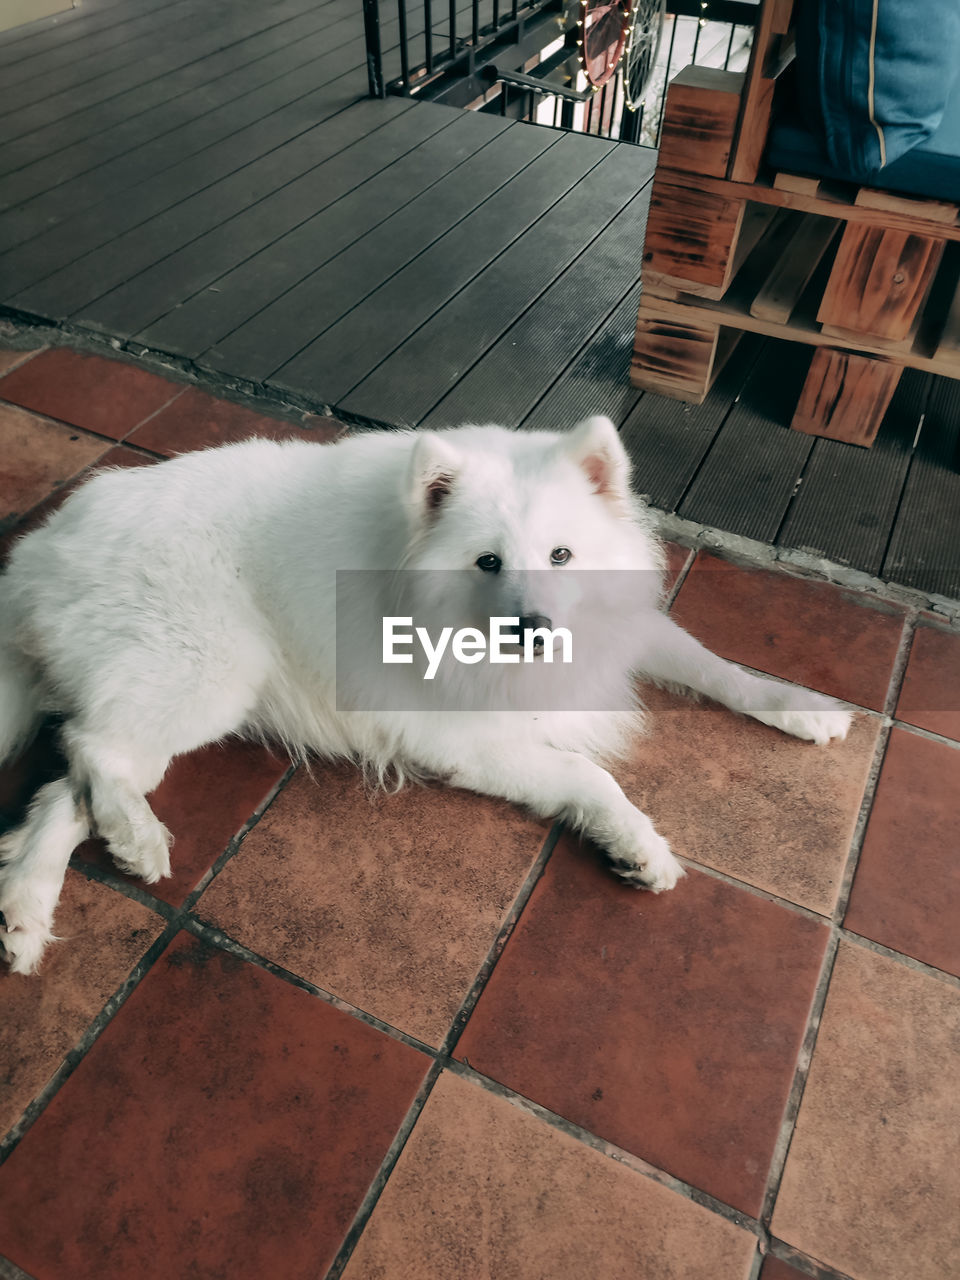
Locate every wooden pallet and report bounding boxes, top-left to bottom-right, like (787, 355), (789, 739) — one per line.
(631, 0), (960, 449)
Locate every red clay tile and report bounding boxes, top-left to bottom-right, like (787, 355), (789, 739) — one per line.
(0, 443), (157, 564)
(74, 739), (289, 905)
(617, 684), (880, 914)
(844, 728), (960, 977)
(0, 348), (181, 439)
(772, 941), (960, 1280)
(457, 835), (828, 1215)
(343, 1070), (757, 1280)
(126, 385), (346, 455)
(0, 349), (42, 376)
(760, 1257), (810, 1280)
(670, 554), (905, 711)
(197, 765), (548, 1046)
(0, 869), (163, 1136)
(0, 401), (107, 525)
(0, 931), (428, 1280)
(895, 620), (960, 742)
(662, 540), (692, 593)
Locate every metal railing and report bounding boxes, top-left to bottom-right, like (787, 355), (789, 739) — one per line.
(363, 0), (759, 149)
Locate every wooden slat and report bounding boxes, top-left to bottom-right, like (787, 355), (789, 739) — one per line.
(520, 287), (643, 431)
(817, 224), (945, 343)
(934, 250), (960, 375)
(657, 65), (744, 179)
(643, 175), (746, 295)
(778, 370), (927, 574)
(791, 348), (904, 446)
(139, 109), (516, 359)
(631, 316), (726, 403)
(621, 335), (763, 511)
(205, 122), (567, 387)
(422, 184), (651, 429)
(338, 140), (646, 425)
(773, 172), (821, 196)
(677, 339), (814, 543)
(14, 95), (417, 321)
(652, 166), (960, 243)
(854, 187), (959, 226)
(750, 215), (838, 323)
(728, 0), (794, 183)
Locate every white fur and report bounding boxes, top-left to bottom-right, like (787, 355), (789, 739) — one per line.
(0, 417), (851, 973)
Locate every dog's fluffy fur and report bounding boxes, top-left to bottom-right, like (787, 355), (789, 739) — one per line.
(0, 416), (851, 973)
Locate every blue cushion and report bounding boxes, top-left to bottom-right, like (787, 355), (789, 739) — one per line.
(768, 66), (960, 202)
(792, 0), (960, 182)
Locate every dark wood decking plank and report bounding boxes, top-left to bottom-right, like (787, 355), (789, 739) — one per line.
(0, 2), (359, 236)
(520, 286), (643, 431)
(339, 138), (645, 425)
(0, 0), (193, 88)
(12, 95), (414, 321)
(139, 109), (514, 358)
(676, 341), (814, 541)
(253, 129), (605, 401)
(883, 377), (960, 598)
(0, 0), (180, 62)
(421, 174), (654, 428)
(0, 0), (357, 177)
(0, 0), (302, 148)
(73, 102), (454, 339)
(619, 336), (763, 511)
(776, 369), (928, 575)
(0, 0), (227, 112)
(203, 117), (556, 384)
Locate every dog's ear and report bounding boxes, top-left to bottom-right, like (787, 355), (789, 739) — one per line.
(562, 416), (632, 510)
(408, 432), (461, 518)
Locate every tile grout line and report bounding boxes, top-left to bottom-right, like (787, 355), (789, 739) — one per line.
(764, 1239), (858, 1280)
(757, 931), (841, 1229)
(0, 920), (179, 1166)
(445, 1059), (764, 1238)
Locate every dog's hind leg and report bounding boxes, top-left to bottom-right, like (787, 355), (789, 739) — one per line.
(0, 778), (90, 974)
(63, 728), (174, 885)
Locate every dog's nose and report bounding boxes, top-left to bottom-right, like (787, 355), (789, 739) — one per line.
(518, 614), (552, 650)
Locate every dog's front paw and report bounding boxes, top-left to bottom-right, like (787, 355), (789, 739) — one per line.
(609, 826), (685, 893)
(753, 685), (853, 745)
(0, 872), (56, 975)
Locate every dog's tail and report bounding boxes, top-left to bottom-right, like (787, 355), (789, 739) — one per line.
(0, 594), (43, 766)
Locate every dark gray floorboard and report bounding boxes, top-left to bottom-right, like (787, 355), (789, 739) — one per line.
(75, 101), (451, 339)
(338, 136), (643, 424)
(422, 175), (653, 428)
(203, 117), (556, 383)
(677, 341), (814, 541)
(0, 0), (197, 90)
(0, 2), (357, 233)
(620, 337), (764, 511)
(0, 0), (217, 112)
(13, 96), (412, 321)
(521, 286), (643, 431)
(0, 0), (179, 62)
(777, 369), (928, 575)
(139, 109), (514, 359)
(264, 130), (607, 404)
(883, 378), (960, 598)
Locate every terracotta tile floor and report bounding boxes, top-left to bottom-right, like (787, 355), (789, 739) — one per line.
(2, 346), (960, 1280)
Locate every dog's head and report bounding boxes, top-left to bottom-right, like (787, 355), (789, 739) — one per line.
(399, 416), (663, 644)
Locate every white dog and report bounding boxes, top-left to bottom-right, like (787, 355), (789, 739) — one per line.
(0, 416), (851, 973)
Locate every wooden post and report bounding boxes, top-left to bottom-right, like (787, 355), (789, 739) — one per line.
(791, 348), (903, 446)
(817, 224), (944, 344)
(642, 176), (748, 297)
(631, 314), (739, 404)
(657, 66), (744, 178)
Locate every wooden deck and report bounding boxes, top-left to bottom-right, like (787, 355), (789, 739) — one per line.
(0, 0), (958, 598)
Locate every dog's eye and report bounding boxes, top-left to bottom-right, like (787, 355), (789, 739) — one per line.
(550, 547), (572, 565)
(476, 553), (501, 573)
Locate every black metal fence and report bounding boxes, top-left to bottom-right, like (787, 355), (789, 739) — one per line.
(363, 0), (759, 148)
